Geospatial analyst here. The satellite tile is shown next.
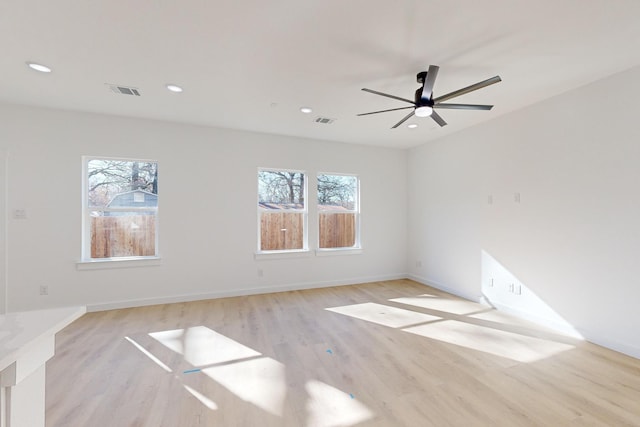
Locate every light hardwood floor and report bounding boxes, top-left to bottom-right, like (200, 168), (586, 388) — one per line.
(46, 280), (640, 426)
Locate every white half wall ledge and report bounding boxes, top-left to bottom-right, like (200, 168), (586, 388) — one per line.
(86, 273), (407, 312)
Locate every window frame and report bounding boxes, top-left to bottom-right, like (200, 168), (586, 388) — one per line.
(81, 156), (160, 263)
(316, 172), (361, 251)
(256, 167), (308, 254)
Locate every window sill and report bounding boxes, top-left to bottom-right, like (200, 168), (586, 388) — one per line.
(254, 250), (311, 261)
(315, 248), (363, 257)
(76, 256), (162, 270)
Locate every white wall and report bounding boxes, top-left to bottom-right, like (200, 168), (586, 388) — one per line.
(4, 65), (639, 358)
(408, 65), (640, 358)
(0, 104), (408, 312)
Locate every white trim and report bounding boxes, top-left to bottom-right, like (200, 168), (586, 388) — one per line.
(0, 150), (6, 314)
(86, 273), (407, 312)
(409, 274), (640, 359)
(585, 335), (640, 359)
(408, 274), (482, 303)
(315, 248), (363, 256)
(257, 167), (308, 252)
(316, 173), (360, 250)
(254, 250), (311, 260)
(82, 157), (159, 261)
(76, 256), (161, 270)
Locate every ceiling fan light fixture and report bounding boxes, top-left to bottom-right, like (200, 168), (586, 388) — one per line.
(26, 62), (51, 73)
(166, 84), (183, 93)
(300, 107), (312, 114)
(407, 123), (418, 129)
(414, 106), (433, 117)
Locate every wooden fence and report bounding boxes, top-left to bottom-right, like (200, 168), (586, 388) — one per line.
(93, 212), (354, 256)
(260, 212), (355, 250)
(260, 212), (304, 250)
(319, 213), (356, 248)
(91, 215), (156, 258)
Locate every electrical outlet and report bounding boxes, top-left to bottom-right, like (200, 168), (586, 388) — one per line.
(508, 283), (514, 293)
(489, 278), (494, 287)
(514, 284), (522, 295)
(13, 208), (27, 219)
(39, 285), (49, 296)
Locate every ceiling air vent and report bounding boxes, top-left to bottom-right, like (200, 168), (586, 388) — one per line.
(106, 84), (141, 96)
(314, 117), (335, 124)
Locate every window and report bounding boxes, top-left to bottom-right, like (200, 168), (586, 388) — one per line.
(317, 173), (359, 249)
(83, 158), (159, 260)
(258, 169), (307, 251)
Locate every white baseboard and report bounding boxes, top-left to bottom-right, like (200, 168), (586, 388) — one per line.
(408, 274), (640, 360)
(585, 335), (640, 360)
(407, 274), (482, 303)
(87, 273), (407, 312)
(87, 272), (640, 360)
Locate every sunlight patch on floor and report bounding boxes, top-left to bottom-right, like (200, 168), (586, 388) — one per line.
(183, 384), (218, 410)
(124, 336), (172, 372)
(326, 302), (441, 328)
(149, 326), (261, 366)
(202, 356), (287, 416)
(390, 295), (484, 315)
(305, 380), (374, 427)
(403, 320), (574, 363)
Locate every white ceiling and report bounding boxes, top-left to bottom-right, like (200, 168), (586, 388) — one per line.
(2, 0), (640, 149)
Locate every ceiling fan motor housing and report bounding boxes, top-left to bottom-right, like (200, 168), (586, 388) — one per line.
(415, 70), (433, 106)
(415, 87), (433, 107)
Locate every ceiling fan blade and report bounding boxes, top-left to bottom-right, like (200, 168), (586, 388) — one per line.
(391, 111), (415, 129)
(434, 103), (494, 110)
(357, 106), (415, 116)
(362, 88), (415, 105)
(430, 110), (447, 127)
(433, 76), (502, 104)
(421, 65), (439, 101)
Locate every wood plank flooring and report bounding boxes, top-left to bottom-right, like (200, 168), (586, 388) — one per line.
(45, 279), (640, 426)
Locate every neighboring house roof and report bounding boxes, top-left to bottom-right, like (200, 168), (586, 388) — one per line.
(259, 202), (351, 211)
(107, 190), (158, 208)
(259, 202), (303, 210)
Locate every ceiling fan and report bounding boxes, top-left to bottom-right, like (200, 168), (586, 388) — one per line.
(358, 65), (501, 128)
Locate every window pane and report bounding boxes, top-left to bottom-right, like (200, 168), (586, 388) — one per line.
(258, 170), (305, 209)
(317, 175), (356, 210)
(260, 212), (303, 250)
(318, 174), (358, 249)
(88, 160), (158, 208)
(91, 212), (156, 258)
(319, 213), (356, 248)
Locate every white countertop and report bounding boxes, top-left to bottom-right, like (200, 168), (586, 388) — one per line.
(0, 306), (86, 371)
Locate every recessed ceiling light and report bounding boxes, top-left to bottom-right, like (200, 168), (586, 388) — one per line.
(407, 123), (418, 129)
(300, 107), (312, 114)
(166, 84), (183, 93)
(26, 62), (51, 73)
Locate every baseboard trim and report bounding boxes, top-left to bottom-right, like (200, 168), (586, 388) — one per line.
(585, 336), (640, 360)
(87, 273), (407, 312)
(407, 274), (482, 303)
(408, 274), (640, 360)
(86, 272), (640, 360)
